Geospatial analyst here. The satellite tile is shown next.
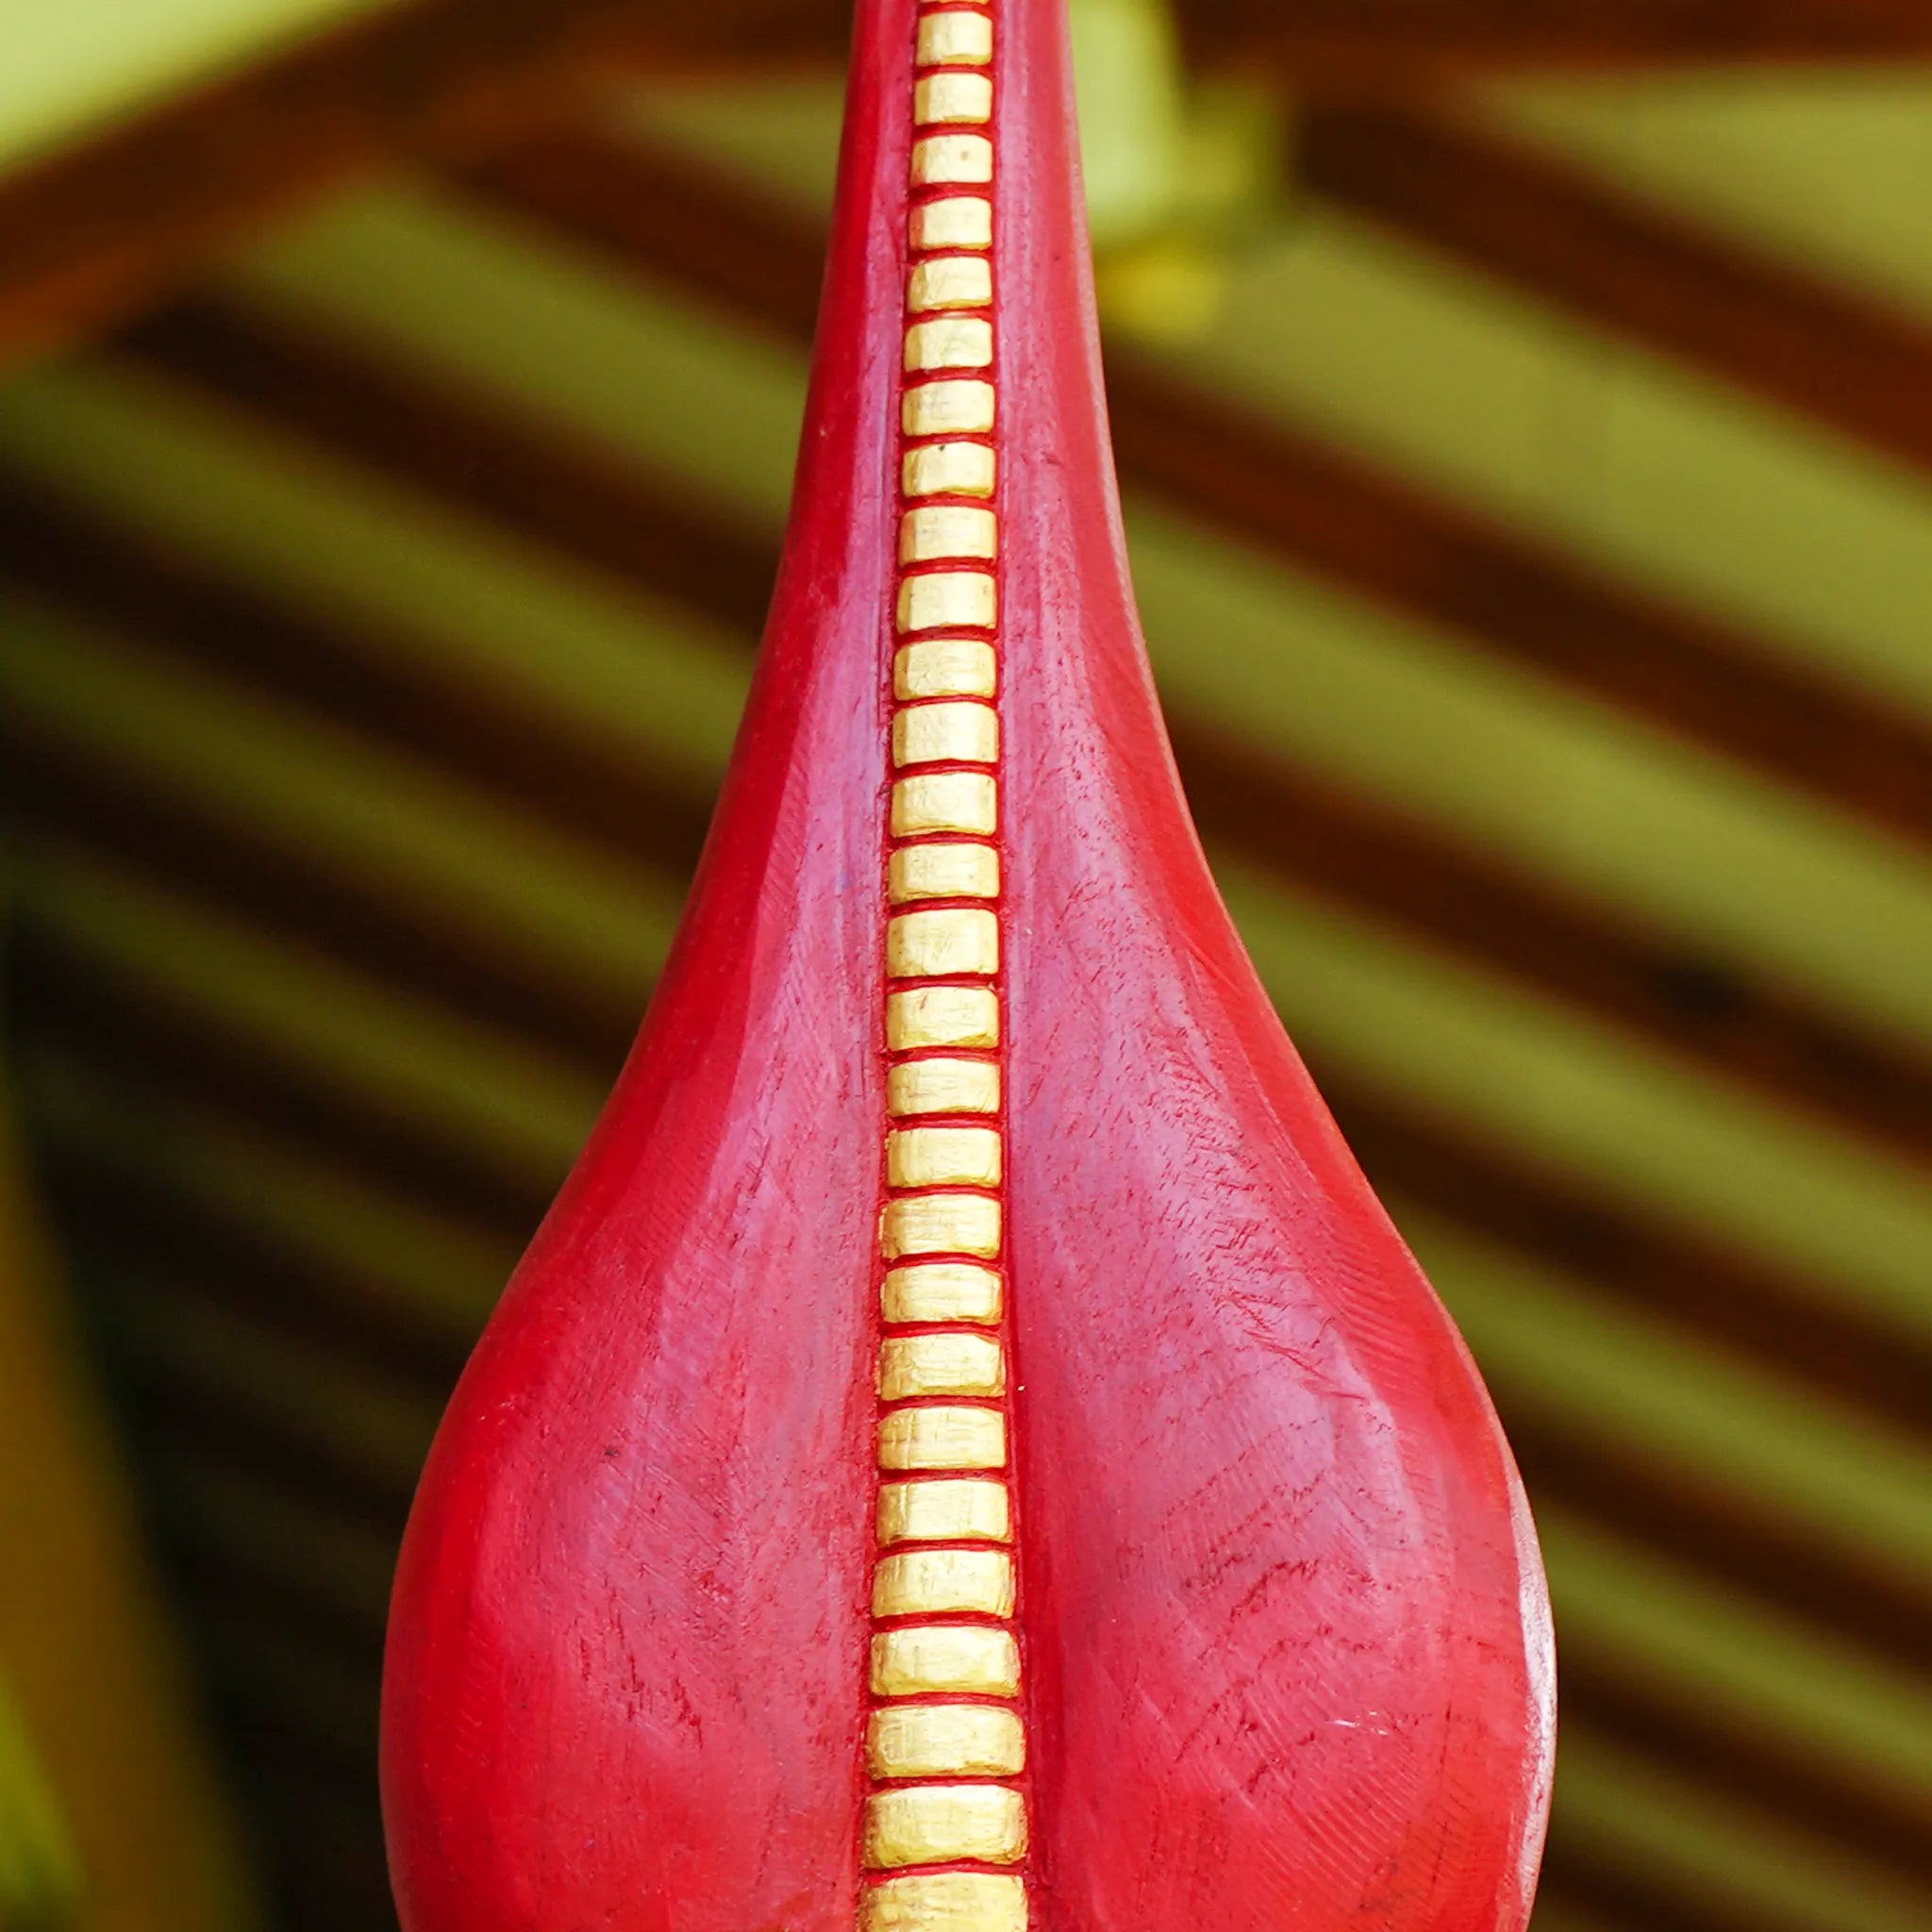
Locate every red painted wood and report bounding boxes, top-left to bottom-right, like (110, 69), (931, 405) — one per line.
(380, 1), (1553, 1926)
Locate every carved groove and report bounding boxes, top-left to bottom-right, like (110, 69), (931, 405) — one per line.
(864, 5), (1030, 1926)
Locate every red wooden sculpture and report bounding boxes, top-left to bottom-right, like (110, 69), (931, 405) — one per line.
(380, 2), (1555, 1927)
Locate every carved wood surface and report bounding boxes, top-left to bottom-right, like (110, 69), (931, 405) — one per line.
(376, 2), (1553, 1926)
(4, 7), (1930, 1932)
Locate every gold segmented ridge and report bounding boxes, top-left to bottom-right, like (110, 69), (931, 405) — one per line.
(916, 8), (991, 57)
(865, 10), (1028, 1928)
(876, 1477), (1011, 1542)
(901, 506), (999, 563)
(903, 379), (996, 437)
(903, 442), (996, 500)
(911, 197), (993, 252)
(915, 11), (993, 68)
(892, 698), (999, 765)
(870, 1624), (1021, 1699)
(881, 1260), (1003, 1324)
(863, 1785), (1027, 1869)
(897, 570), (997, 634)
(911, 134), (994, 186)
(877, 1331), (1007, 1399)
(876, 1403), (1007, 1472)
(872, 1546), (1016, 1618)
(867, 1704), (1026, 1778)
(885, 985), (999, 1052)
(906, 316), (994, 371)
(886, 1056), (1001, 1116)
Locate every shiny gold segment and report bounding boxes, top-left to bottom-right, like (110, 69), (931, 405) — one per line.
(876, 1477), (1011, 1543)
(878, 1192), (1003, 1263)
(889, 842), (1000, 905)
(871, 43), (1024, 1926)
(888, 1125), (1003, 1189)
(895, 638), (997, 699)
(886, 905), (1000, 976)
(867, 1704), (1026, 1780)
(911, 196), (993, 252)
(872, 1546), (1016, 1617)
(914, 73), (993, 125)
(881, 1260), (1003, 1324)
(903, 380), (995, 437)
(910, 134), (994, 186)
(900, 506), (998, 563)
(861, 1873), (1026, 1932)
(903, 441), (996, 499)
(905, 317), (993, 372)
(876, 1402), (1007, 1469)
(893, 698), (998, 765)
(909, 257), (994, 312)
(863, 1785), (1026, 1869)
(886, 1057), (1000, 1116)
(890, 773), (997, 838)
(878, 1333), (1006, 1403)
(915, 11), (994, 67)
(897, 571), (996, 634)
(869, 1624), (1021, 1699)
(885, 985), (1000, 1052)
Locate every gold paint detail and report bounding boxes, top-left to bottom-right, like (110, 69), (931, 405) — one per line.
(887, 1057), (1000, 1116)
(869, 1624), (1020, 1699)
(876, 1477), (1011, 1543)
(886, 985), (1000, 1051)
(897, 570), (996, 634)
(903, 441), (995, 499)
(890, 773), (997, 838)
(915, 10), (994, 68)
(911, 133), (994, 186)
(873, 1546), (1016, 1617)
(889, 841), (1000, 905)
(877, 1332), (1007, 1401)
(864, 42), (1026, 1924)
(900, 506), (998, 563)
(878, 1192), (1003, 1263)
(914, 73), (993, 126)
(886, 905), (999, 975)
(888, 1125), (1003, 1189)
(906, 316), (993, 372)
(881, 1260), (1003, 1324)
(863, 1785), (1026, 1869)
(867, 1704), (1026, 1779)
(911, 196), (993, 252)
(903, 380), (995, 437)
(876, 1403), (1007, 1470)
(893, 698), (998, 765)
(895, 638), (997, 700)
(861, 1874), (1026, 1932)
(909, 256), (994, 312)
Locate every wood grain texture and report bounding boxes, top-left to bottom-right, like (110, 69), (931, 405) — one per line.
(25, 931), (1931, 1675)
(381, 0), (1550, 1926)
(30, 1020), (1932, 1917)
(8, 478), (1928, 1432)
(97, 185), (1932, 1168)
(382, 4), (903, 1924)
(437, 131), (1932, 1165)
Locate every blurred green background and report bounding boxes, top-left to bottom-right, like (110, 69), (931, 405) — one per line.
(2, 3), (1930, 1931)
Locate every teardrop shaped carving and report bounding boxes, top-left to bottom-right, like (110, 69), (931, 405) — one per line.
(380, 5), (1554, 1929)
